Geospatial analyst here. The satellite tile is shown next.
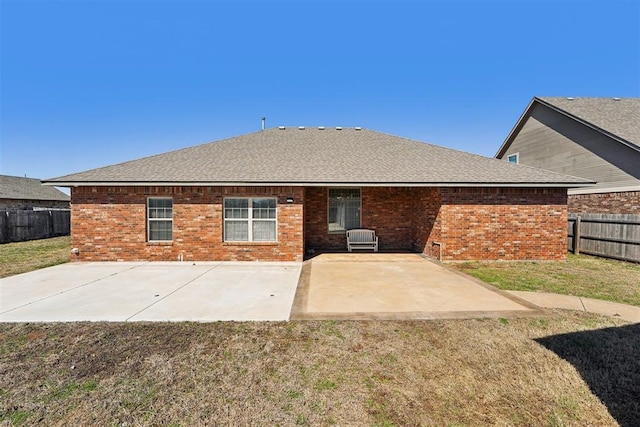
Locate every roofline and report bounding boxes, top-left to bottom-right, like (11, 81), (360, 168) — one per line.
(568, 184), (640, 195)
(0, 196), (70, 202)
(495, 97), (537, 158)
(495, 97), (640, 158)
(43, 180), (595, 188)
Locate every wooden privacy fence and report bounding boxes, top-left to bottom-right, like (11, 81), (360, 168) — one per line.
(568, 213), (640, 263)
(0, 210), (70, 244)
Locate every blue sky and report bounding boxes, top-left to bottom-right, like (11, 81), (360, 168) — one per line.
(1, 0), (639, 182)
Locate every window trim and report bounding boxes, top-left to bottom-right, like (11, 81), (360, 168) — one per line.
(327, 187), (362, 234)
(223, 197), (278, 242)
(507, 153), (519, 164)
(147, 197), (173, 242)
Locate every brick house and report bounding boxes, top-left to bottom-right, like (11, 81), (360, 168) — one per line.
(1, 174), (70, 210)
(495, 97), (640, 215)
(44, 127), (591, 262)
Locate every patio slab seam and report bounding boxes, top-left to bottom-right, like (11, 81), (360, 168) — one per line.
(125, 263), (222, 321)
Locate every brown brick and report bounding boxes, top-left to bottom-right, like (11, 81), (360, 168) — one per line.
(568, 191), (640, 215)
(72, 185), (568, 262)
(71, 186), (303, 262)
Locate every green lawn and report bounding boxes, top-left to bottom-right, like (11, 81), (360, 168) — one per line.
(0, 236), (71, 278)
(452, 254), (640, 307)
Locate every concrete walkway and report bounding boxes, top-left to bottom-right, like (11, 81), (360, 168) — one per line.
(508, 291), (640, 323)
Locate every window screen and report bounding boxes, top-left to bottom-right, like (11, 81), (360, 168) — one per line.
(148, 198), (173, 241)
(328, 188), (361, 232)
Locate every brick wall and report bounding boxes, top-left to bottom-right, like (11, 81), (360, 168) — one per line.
(304, 187), (344, 250)
(438, 187), (567, 261)
(73, 185), (568, 262)
(304, 187), (424, 252)
(568, 191), (640, 215)
(304, 186), (567, 261)
(71, 186), (304, 261)
(411, 188), (442, 258)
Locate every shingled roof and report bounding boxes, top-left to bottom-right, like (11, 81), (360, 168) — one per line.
(537, 97), (640, 148)
(496, 97), (640, 158)
(0, 175), (70, 201)
(45, 127), (592, 187)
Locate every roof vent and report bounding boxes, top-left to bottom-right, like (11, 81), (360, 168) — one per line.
(298, 126), (305, 130)
(336, 126), (343, 130)
(278, 126), (285, 130)
(566, 97), (575, 101)
(613, 97), (621, 101)
(318, 126), (325, 130)
(355, 127), (362, 131)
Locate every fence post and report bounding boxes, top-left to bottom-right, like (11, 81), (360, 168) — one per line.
(49, 210), (54, 236)
(574, 215), (581, 255)
(2, 211), (9, 244)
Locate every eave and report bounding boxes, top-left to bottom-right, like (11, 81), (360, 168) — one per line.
(42, 180), (596, 188)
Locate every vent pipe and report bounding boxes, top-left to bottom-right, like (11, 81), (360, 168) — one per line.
(261, 117), (266, 130)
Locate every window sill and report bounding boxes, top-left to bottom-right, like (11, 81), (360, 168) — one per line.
(147, 241), (174, 246)
(223, 241), (278, 246)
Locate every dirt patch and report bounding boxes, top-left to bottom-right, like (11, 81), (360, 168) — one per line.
(0, 313), (632, 426)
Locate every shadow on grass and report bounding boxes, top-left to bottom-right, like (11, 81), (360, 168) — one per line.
(535, 323), (640, 426)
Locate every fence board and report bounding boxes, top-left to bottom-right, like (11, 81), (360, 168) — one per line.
(0, 210), (70, 243)
(568, 213), (640, 263)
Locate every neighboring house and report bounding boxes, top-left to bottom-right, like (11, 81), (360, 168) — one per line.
(0, 174), (70, 210)
(44, 127), (592, 262)
(495, 97), (640, 214)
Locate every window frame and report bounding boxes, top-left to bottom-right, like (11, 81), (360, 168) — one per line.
(223, 197), (278, 242)
(327, 187), (361, 234)
(147, 197), (173, 242)
(507, 153), (519, 164)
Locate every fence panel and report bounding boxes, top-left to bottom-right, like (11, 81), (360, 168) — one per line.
(0, 210), (70, 244)
(568, 213), (640, 263)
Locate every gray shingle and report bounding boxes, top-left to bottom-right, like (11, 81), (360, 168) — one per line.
(0, 175), (70, 201)
(45, 128), (592, 187)
(538, 97), (640, 149)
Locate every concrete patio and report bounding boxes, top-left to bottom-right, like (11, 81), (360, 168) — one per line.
(1, 254), (546, 322)
(0, 262), (301, 322)
(291, 253), (542, 320)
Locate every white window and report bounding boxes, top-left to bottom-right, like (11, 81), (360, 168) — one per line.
(507, 153), (519, 164)
(148, 198), (173, 241)
(224, 198), (277, 242)
(328, 188), (361, 233)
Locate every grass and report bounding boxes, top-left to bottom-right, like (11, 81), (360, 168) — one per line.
(453, 253), (640, 307)
(0, 236), (70, 278)
(1, 313), (637, 426)
(1, 241), (638, 424)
